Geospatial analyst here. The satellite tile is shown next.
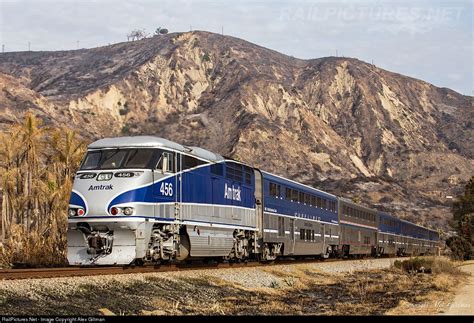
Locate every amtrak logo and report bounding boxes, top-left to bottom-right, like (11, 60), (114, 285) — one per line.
(88, 184), (113, 191)
(224, 183), (241, 201)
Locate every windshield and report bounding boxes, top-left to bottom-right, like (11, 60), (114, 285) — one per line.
(80, 149), (157, 170)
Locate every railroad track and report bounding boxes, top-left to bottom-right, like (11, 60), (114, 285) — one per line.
(0, 258), (338, 280)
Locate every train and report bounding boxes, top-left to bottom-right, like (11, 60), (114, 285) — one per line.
(67, 136), (440, 265)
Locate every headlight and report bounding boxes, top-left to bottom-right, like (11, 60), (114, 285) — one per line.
(123, 207), (134, 215)
(68, 208), (85, 216)
(97, 173), (113, 181)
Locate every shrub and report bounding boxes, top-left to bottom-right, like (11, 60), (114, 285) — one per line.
(393, 257), (461, 275)
(446, 236), (472, 260)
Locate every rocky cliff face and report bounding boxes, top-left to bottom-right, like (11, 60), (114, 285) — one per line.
(0, 31), (472, 229)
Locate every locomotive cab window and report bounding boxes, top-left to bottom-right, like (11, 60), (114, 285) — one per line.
(100, 150), (128, 169)
(81, 151), (102, 170)
(80, 149), (159, 170)
(124, 149), (156, 168)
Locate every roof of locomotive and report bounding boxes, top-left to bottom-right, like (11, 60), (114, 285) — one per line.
(88, 136), (224, 162)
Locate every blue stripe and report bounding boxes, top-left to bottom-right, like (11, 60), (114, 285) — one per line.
(340, 221), (376, 230)
(181, 218), (256, 229)
(69, 192), (87, 213)
(68, 215), (173, 221)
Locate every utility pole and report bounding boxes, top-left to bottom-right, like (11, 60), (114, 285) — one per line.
(28, 42), (31, 51)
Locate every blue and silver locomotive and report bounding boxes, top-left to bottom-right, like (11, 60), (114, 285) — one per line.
(67, 136), (440, 265)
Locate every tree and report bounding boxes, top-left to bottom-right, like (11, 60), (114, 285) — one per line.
(447, 176), (474, 260)
(127, 29), (147, 41)
(155, 27), (168, 36)
(0, 113), (86, 266)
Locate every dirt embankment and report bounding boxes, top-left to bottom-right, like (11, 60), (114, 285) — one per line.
(442, 262), (474, 315)
(0, 257), (467, 315)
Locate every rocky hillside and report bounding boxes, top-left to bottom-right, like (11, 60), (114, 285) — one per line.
(0, 31), (472, 229)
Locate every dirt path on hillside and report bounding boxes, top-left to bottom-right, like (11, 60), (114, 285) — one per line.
(444, 263), (474, 315)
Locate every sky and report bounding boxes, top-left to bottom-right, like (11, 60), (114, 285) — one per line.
(0, 0), (472, 95)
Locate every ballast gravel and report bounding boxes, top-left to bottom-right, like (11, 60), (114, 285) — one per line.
(0, 258), (400, 299)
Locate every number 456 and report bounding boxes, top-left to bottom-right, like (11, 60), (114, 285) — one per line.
(160, 182), (173, 196)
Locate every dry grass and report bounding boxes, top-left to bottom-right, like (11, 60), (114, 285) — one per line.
(386, 256), (468, 315)
(393, 256), (462, 275)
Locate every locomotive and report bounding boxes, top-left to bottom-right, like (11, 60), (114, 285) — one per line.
(67, 136), (439, 265)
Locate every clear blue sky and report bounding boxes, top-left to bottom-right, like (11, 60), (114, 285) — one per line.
(0, 0), (472, 95)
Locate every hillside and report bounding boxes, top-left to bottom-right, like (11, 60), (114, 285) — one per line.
(0, 31), (472, 229)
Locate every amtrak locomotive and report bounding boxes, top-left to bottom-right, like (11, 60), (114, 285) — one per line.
(67, 136), (439, 265)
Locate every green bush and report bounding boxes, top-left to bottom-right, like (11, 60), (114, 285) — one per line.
(446, 236), (472, 260)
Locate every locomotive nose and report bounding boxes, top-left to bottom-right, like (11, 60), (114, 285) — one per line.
(70, 170), (151, 217)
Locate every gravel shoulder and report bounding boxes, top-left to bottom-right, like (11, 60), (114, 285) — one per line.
(0, 257), (400, 292)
